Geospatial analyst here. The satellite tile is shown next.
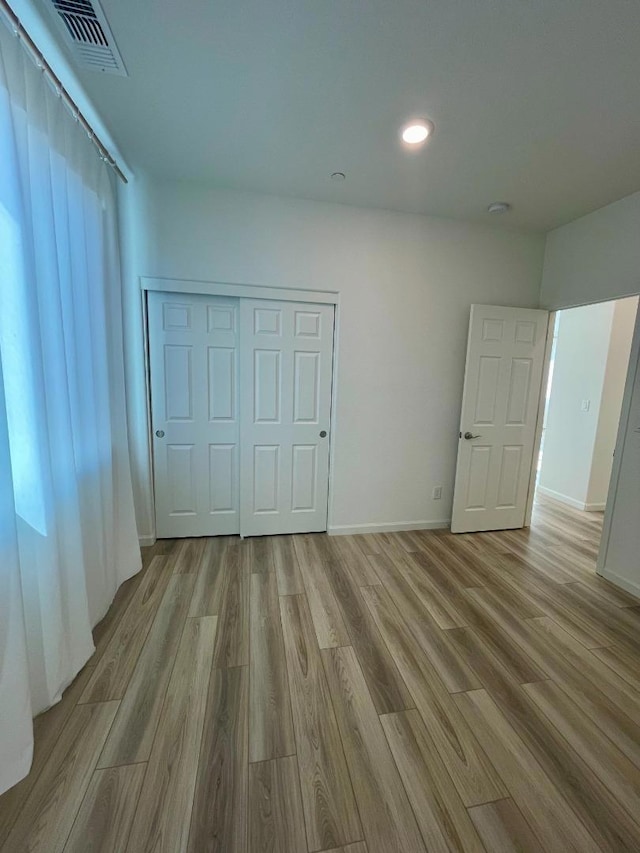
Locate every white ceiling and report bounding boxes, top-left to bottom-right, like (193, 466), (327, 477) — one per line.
(37, 0), (640, 231)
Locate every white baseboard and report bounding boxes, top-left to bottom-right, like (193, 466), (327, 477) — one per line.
(328, 519), (450, 536)
(140, 520), (452, 542)
(597, 567), (640, 602)
(536, 486), (605, 513)
(536, 486), (585, 510)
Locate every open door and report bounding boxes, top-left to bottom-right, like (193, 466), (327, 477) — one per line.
(451, 305), (549, 533)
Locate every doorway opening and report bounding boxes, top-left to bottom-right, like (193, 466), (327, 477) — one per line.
(532, 295), (639, 561)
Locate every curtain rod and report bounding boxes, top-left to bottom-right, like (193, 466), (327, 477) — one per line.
(0, 0), (128, 184)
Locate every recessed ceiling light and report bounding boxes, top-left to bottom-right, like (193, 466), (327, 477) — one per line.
(487, 202), (512, 214)
(330, 171), (346, 181)
(401, 120), (434, 145)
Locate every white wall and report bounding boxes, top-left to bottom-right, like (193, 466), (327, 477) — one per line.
(124, 182), (545, 537)
(539, 303), (614, 509)
(538, 298), (637, 510)
(540, 189), (640, 310)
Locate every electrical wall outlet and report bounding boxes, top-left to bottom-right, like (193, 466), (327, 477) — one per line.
(432, 486), (442, 500)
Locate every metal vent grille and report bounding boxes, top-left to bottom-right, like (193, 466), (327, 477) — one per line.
(49, 0), (127, 75)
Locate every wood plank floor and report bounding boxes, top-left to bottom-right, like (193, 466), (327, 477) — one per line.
(3, 495), (640, 851)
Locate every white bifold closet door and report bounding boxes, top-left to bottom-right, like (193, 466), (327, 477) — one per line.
(148, 291), (334, 538)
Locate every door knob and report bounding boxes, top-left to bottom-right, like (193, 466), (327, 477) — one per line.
(155, 429), (165, 438)
(464, 431), (481, 440)
(319, 430), (327, 438)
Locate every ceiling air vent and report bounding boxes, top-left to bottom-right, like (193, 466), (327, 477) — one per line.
(48, 0), (127, 75)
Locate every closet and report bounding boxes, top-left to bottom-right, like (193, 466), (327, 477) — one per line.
(147, 290), (335, 538)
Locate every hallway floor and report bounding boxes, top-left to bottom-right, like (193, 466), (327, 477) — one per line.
(2, 496), (640, 852)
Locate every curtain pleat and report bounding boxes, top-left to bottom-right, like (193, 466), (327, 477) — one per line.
(0, 22), (141, 794)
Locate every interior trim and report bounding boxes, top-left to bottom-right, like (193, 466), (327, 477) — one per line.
(598, 567), (640, 601)
(328, 519), (450, 536)
(141, 276), (339, 305)
(536, 485), (605, 513)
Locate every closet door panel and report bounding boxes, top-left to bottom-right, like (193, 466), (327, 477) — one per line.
(240, 299), (334, 537)
(149, 292), (240, 537)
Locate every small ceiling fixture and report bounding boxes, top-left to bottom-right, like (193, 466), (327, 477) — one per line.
(487, 202), (512, 214)
(401, 120), (434, 145)
(330, 172), (346, 181)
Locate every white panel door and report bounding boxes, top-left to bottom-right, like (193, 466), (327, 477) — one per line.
(240, 299), (334, 536)
(451, 305), (549, 533)
(148, 292), (240, 537)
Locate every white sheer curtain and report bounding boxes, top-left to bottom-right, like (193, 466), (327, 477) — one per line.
(0, 21), (141, 794)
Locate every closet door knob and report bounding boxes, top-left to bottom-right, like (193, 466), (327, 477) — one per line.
(155, 429), (165, 438)
(319, 430), (327, 438)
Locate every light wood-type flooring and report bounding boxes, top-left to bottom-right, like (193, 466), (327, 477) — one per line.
(2, 495), (640, 852)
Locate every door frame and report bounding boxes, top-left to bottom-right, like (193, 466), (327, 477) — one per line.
(523, 311), (556, 526)
(597, 303), (640, 579)
(525, 295), (640, 581)
(141, 277), (341, 540)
